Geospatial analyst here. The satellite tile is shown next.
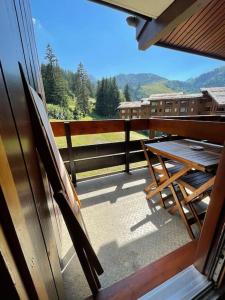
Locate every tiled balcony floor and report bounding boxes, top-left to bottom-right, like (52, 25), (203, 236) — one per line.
(61, 168), (191, 300)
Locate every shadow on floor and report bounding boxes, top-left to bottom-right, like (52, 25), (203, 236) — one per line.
(62, 168), (191, 300)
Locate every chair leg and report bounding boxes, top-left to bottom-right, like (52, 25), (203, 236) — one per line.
(159, 191), (166, 208)
(178, 184), (202, 232)
(189, 202), (202, 231)
(158, 158), (195, 240)
(170, 183), (195, 240)
(141, 141), (167, 208)
(144, 181), (156, 193)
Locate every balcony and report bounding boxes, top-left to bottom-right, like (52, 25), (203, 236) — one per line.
(51, 116), (225, 299)
(61, 168), (192, 299)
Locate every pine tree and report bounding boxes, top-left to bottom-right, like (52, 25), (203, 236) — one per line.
(42, 44), (68, 107)
(110, 77), (120, 116)
(75, 62), (90, 116)
(95, 77), (120, 117)
(124, 83), (131, 102)
(54, 64), (69, 107)
(95, 79), (105, 116)
(42, 44), (57, 104)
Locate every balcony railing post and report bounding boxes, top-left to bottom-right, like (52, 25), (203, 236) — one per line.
(64, 122), (77, 186)
(149, 129), (155, 139)
(125, 119), (130, 173)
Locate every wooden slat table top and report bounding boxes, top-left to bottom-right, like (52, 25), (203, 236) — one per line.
(146, 139), (223, 172)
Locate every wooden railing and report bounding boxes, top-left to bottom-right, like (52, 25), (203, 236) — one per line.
(51, 115), (225, 184)
(51, 119), (153, 184)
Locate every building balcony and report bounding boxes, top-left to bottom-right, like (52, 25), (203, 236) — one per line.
(50, 116), (225, 299)
(61, 168), (192, 299)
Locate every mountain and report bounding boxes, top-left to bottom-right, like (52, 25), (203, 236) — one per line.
(90, 65), (225, 99)
(115, 73), (166, 89)
(112, 65), (225, 99)
(187, 66), (225, 90)
(166, 66), (225, 93)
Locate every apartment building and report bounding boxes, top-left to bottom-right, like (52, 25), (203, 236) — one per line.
(117, 100), (150, 119)
(117, 87), (225, 119)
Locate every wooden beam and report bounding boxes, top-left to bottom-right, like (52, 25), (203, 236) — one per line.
(51, 118), (225, 144)
(51, 119), (151, 137)
(69, 120), (125, 135)
(149, 118), (225, 144)
(91, 240), (197, 300)
(50, 121), (65, 137)
(138, 0), (211, 50)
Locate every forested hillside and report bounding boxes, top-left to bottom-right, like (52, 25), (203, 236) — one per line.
(41, 44), (225, 120)
(42, 45), (121, 120)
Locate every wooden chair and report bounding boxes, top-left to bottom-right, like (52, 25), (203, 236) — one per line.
(162, 161), (214, 239)
(141, 140), (214, 239)
(177, 172), (214, 232)
(141, 140), (184, 208)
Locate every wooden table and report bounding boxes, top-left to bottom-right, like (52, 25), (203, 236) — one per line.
(145, 139), (223, 238)
(146, 139), (222, 172)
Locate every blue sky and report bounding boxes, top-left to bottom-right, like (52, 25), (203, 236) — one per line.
(31, 0), (225, 81)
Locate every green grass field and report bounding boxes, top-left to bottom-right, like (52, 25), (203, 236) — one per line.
(55, 131), (147, 179)
(55, 120), (146, 179)
(55, 131), (146, 148)
(52, 114), (148, 179)
(52, 112), (147, 148)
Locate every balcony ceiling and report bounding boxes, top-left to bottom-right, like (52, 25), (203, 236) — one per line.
(92, 0), (225, 61)
(90, 0), (175, 19)
(157, 0), (225, 61)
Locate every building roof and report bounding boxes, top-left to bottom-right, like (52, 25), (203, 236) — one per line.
(118, 100), (150, 109)
(118, 101), (142, 109)
(118, 87), (225, 110)
(149, 92), (203, 101)
(201, 87), (225, 106)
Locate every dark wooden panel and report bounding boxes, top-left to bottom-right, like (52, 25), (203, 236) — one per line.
(59, 140), (143, 161)
(129, 151), (145, 163)
(22, 0), (45, 97)
(92, 240), (197, 300)
(64, 150), (153, 173)
(0, 251), (20, 300)
(149, 119), (225, 144)
(65, 153), (126, 173)
(0, 0), (63, 298)
(0, 186), (37, 299)
(14, 0), (33, 87)
(60, 142), (125, 161)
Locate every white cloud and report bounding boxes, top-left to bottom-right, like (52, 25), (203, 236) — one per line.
(32, 17), (42, 30)
(32, 17), (36, 25)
